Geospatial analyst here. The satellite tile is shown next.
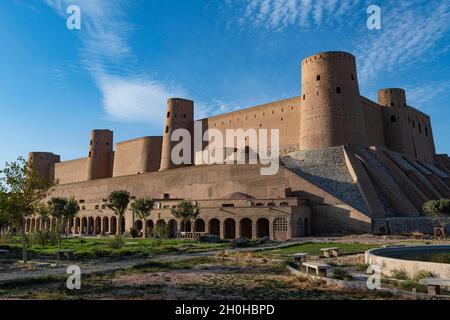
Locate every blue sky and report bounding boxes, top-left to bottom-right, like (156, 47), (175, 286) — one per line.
(1, 0), (450, 165)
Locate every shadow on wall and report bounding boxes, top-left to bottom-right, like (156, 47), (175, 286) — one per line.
(292, 190), (371, 236)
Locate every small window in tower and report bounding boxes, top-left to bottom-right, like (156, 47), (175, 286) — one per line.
(106, 142), (109, 146)
(391, 102), (395, 107)
(90, 140), (93, 146)
(390, 115), (396, 123)
(316, 75), (320, 81)
(412, 121), (415, 128)
(167, 112), (170, 118)
(351, 74), (355, 80)
(183, 114), (187, 119)
(165, 126), (169, 133)
(303, 94), (306, 100)
(425, 127), (429, 137)
(88, 152), (92, 158)
(336, 87), (341, 94)
(418, 123), (422, 134)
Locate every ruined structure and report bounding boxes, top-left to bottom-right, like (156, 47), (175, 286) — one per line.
(26, 51), (450, 240)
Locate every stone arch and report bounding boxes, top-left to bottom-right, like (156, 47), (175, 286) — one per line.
(273, 217), (288, 241)
(102, 217), (109, 234)
(31, 218), (36, 233)
(168, 219), (178, 238)
(69, 217), (74, 234)
(224, 218), (236, 240)
(209, 219), (220, 236)
(135, 220), (143, 232)
(88, 217), (94, 234)
(146, 220), (154, 237)
(110, 216), (117, 235)
(81, 217), (87, 234)
(75, 217), (81, 234)
(240, 218), (253, 239)
(194, 219), (205, 233)
(180, 220), (192, 232)
(256, 218), (270, 238)
(95, 217), (101, 235)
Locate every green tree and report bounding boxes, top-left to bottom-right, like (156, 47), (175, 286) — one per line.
(0, 158), (55, 263)
(423, 199), (450, 217)
(106, 190), (130, 235)
(47, 197), (80, 249)
(131, 197), (154, 238)
(171, 200), (200, 233)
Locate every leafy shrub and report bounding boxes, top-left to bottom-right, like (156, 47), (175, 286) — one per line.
(413, 270), (436, 281)
(329, 268), (353, 281)
(399, 280), (427, 293)
(391, 268), (409, 280)
(129, 227), (140, 239)
(423, 199), (450, 217)
(108, 235), (125, 249)
(0, 232), (13, 244)
(30, 230), (59, 248)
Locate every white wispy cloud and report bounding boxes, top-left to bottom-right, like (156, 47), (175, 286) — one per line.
(355, 1), (450, 85)
(239, 0), (361, 30)
(42, 0), (183, 125)
(404, 81), (450, 110)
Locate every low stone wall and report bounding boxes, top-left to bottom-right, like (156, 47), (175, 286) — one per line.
(365, 246), (450, 278)
(373, 217), (450, 235)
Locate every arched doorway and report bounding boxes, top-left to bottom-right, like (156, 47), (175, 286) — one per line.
(135, 220), (143, 231)
(81, 217), (87, 234)
(120, 217), (125, 235)
(110, 216), (117, 235)
(69, 217), (74, 234)
(194, 219), (205, 233)
(102, 217), (109, 234)
(180, 220), (191, 232)
(273, 217), (288, 241)
(146, 220), (154, 238)
(224, 218), (236, 239)
(168, 220), (178, 238)
(155, 219), (167, 238)
(209, 219), (220, 236)
(75, 217), (81, 234)
(88, 217), (94, 234)
(95, 217), (101, 235)
(31, 218), (36, 233)
(240, 218), (252, 239)
(256, 218), (270, 238)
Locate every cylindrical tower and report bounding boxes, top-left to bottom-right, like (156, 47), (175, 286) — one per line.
(85, 129), (114, 181)
(160, 98), (194, 171)
(378, 88), (415, 158)
(378, 88), (407, 108)
(28, 152), (60, 180)
(299, 51), (368, 150)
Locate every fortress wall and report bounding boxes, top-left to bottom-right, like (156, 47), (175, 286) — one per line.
(201, 97), (302, 153)
(113, 136), (163, 177)
(404, 106), (436, 164)
(54, 157), (87, 185)
(378, 89), (436, 164)
(361, 97), (386, 147)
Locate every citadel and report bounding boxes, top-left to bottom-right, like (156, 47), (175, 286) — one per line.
(26, 51), (450, 240)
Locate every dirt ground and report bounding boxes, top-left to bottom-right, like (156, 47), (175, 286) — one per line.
(0, 255), (398, 300)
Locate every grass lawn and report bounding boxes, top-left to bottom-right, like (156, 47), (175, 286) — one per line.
(0, 237), (230, 259)
(261, 242), (381, 257)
